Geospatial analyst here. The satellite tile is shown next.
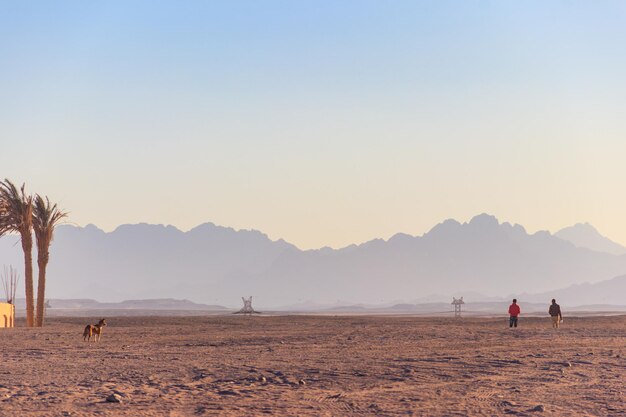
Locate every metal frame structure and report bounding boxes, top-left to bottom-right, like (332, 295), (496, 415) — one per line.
(234, 296), (260, 315)
(451, 297), (464, 318)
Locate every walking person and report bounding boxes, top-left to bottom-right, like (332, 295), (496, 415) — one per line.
(549, 299), (562, 329)
(508, 299), (521, 328)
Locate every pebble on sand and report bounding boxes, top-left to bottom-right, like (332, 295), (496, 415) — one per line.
(105, 393), (122, 403)
(529, 404), (545, 412)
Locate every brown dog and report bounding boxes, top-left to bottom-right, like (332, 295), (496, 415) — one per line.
(83, 319), (107, 342)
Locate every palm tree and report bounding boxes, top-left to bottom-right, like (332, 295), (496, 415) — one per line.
(0, 180), (35, 327)
(33, 195), (67, 327)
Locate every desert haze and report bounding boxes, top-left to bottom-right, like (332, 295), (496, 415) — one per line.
(2, 214), (626, 307)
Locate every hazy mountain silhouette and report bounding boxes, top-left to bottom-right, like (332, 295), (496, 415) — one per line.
(241, 214), (626, 305)
(555, 223), (626, 255)
(1, 214), (626, 307)
(0, 222), (297, 305)
(517, 274), (626, 307)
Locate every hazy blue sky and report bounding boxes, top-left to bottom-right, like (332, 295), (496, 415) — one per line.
(1, 1), (626, 249)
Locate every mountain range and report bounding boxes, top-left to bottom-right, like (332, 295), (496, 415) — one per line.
(1, 214), (626, 308)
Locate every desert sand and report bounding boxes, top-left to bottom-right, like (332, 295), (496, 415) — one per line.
(0, 315), (624, 416)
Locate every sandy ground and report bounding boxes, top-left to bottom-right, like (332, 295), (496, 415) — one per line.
(0, 315), (624, 416)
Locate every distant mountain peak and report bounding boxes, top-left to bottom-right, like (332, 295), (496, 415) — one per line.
(189, 222), (269, 238)
(468, 213), (499, 226)
(555, 223), (626, 255)
(189, 222), (236, 234)
(564, 222), (597, 233)
(83, 223), (103, 232)
(426, 214), (509, 238)
(389, 232), (414, 243)
(112, 223), (183, 234)
(426, 218), (461, 236)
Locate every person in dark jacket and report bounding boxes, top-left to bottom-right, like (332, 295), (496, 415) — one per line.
(549, 299), (562, 329)
(508, 299), (521, 328)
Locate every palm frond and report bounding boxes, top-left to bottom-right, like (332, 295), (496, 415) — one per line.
(33, 194), (69, 246)
(0, 179), (33, 235)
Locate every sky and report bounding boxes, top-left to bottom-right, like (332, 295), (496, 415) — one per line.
(1, 1), (626, 250)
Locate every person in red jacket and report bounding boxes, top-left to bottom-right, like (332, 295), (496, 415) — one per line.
(508, 299), (521, 328)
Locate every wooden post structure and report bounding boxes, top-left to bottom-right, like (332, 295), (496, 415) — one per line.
(2, 265), (18, 305)
(451, 297), (464, 318)
(234, 296), (260, 315)
(1, 266), (17, 328)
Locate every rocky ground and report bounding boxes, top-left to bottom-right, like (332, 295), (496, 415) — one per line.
(0, 315), (624, 416)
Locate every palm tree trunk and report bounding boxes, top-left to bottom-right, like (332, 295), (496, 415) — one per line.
(36, 251), (48, 327)
(21, 232), (34, 327)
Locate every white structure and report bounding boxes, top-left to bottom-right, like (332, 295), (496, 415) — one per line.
(451, 297), (465, 318)
(234, 296), (260, 315)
